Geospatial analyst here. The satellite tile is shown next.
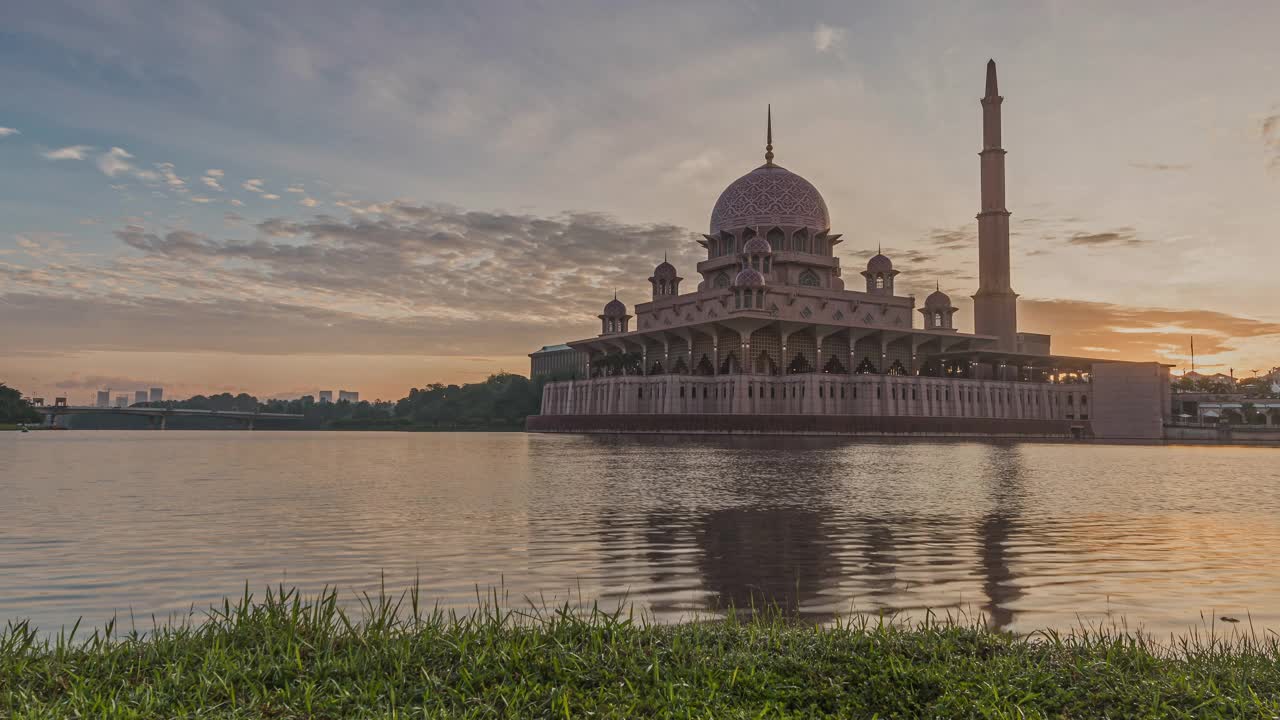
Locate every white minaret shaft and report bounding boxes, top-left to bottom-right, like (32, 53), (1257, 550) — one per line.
(973, 59), (1019, 351)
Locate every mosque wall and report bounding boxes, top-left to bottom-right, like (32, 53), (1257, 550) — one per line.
(538, 374), (1090, 424)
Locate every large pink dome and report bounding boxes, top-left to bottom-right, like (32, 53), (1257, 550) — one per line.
(709, 164), (830, 235)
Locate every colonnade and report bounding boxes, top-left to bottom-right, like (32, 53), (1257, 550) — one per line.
(540, 373), (1090, 421)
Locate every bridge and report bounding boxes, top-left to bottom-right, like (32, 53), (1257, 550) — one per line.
(34, 406), (305, 430)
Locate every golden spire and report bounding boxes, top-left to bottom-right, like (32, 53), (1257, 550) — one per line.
(765, 104), (774, 165)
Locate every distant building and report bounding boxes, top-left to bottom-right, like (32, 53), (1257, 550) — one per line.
(529, 344), (588, 379)
(338, 390), (359, 403)
(318, 390), (333, 403)
(149, 387), (163, 403)
(114, 394), (129, 408)
(134, 390), (148, 406)
(96, 390), (111, 408)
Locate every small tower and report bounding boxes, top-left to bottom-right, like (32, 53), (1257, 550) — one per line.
(920, 283), (958, 331)
(862, 249), (898, 296)
(648, 255), (681, 300)
(740, 231), (773, 275)
(599, 294), (630, 335)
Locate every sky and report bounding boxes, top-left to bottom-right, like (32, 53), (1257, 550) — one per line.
(3, 0), (1280, 402)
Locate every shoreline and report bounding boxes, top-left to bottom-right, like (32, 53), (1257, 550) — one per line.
(3, 587), (1277, 717)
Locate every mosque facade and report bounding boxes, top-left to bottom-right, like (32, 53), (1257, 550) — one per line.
(528, 61), (1171, 440)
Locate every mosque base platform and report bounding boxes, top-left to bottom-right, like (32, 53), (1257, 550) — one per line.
(526, 414), (1090, 439)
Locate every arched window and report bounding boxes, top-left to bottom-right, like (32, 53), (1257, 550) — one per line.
(875, 274), (885, 289)
(794, 229), (808, 253)
(755, 290), (764, 308)
(767, 227), (784, 251)
(734, 290), (742, 309)
(752, 257), (760, 271)
(799, 269), (820, 287)
(714, 272), (730, 289)
(763, 257), (771, 273)
(722, 232), (735, 257)
(933, 312), (943, 326)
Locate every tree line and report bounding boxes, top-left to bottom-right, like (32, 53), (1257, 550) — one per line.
(5, 371), (571, 430)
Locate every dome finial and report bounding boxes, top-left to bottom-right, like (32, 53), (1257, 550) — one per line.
(936, 279), (940, 291)
(764, 104), (774, 165)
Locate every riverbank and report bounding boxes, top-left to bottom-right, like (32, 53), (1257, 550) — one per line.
(3, 588), (1278, 717)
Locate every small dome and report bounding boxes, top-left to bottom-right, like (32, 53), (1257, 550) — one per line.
(925, 288), (952, 307)
(866, 253), (893, 273)
(733, 267), (766, 288)
(710, 164), (830, 235)
(742, 235), (773, 255)
(602, 297), (627, 317)
(651, 260), (677, 279)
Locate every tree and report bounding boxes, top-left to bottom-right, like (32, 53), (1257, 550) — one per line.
(0, 383), (41, 423)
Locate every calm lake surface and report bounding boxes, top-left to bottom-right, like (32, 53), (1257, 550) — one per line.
(3, 431), (1279, 637)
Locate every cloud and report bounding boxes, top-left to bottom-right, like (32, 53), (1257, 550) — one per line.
(0, 127), (19, 137)
(1130, 162), (1191, 171)
(286, 185), (305, 193)
(229, 198), (245, 206)
(43, 145), (93, 160)
(927, 227), (974, 251)
(96, 147), (134, 177)
(205, 169), (224, 178)
(191, 196), (215, 203)
(202, 175), (224, 191)
(1263, 113), (1280, 169)
(53, 374), (167, 391)
(242, 178), (265, 193)
(813, 23), (845, 53)
(299, 197), (320, 207)
(262, 193), (281, 200)
(1022, 299), (1280, 365)
(155, 162), (186, 190)
(1065, 228), (1145, 247)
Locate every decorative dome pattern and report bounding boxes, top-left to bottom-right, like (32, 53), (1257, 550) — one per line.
(733, 267), (766, 288)
(602, 297), (627, 316)
(651, 260), (677, 279)
(866, 253), (894, 273)
(925, 289), (952, 307)
(742, 235), (773, 255)
(710, 165), (830, 235)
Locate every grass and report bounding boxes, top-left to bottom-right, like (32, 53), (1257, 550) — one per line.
(3, 586), (1280, 718)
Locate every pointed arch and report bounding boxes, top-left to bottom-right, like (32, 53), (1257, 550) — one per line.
(787, 353), (814, 374)
(798, 269), (820, 287)
(721, 231), (735, 257)
(695, 354), (715, 375)
(794, 228), (809, 253)
(756, 350), (778, 375)
(714, 271), (731, 289)
(766, 226), (784, 250)
(719, 351), (740, 375)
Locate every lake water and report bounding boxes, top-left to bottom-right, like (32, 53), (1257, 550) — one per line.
(3, 431), (1279, 637)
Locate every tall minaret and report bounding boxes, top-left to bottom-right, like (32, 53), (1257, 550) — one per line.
(972, 59), (1018, 351)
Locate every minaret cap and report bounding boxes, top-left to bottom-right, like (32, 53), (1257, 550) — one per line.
(764, 104), (774, 165)
(985, 59), (998, 98)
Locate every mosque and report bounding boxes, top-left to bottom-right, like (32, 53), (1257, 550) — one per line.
(528, 61), (1171, 440)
